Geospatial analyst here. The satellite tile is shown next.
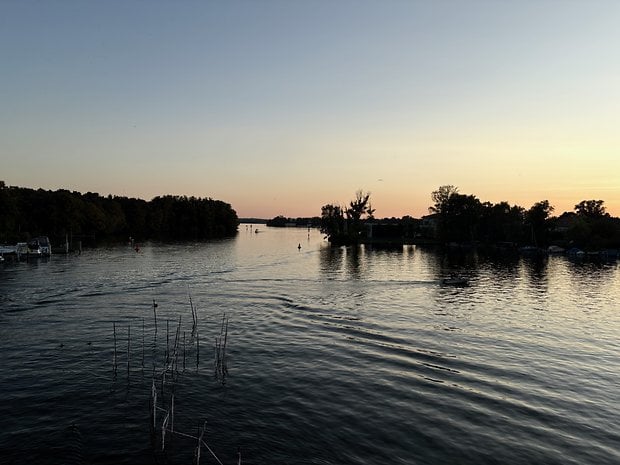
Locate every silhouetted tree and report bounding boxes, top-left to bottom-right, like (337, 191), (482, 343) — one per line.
(321, 190), (373, 245)
(526, 200), (554, 246)
(429, 186), (482, 243)
(569, 200), (618, 250)
(320, 204), (346, 242)
(0, 182), (18, 242)
(479, 201), (525, 244)
(574, 200), (607, 218)
(440, 193), (483, 243)
(429, 185), (459, 215)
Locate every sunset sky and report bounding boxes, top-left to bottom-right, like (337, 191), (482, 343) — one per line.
(2, 1), (619, 218)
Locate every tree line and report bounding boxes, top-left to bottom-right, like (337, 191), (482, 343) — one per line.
(320, 186), (620, 250)
(0, 182), (239, 245)
(265, 215), (321, 228)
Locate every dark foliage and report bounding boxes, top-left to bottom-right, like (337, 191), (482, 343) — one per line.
(0, 183), (238, 244)
(266, 215), (321, 228)
(428, 186), (620, 250)
(320, 190), (374, 245)
(317, 185), (620, 251)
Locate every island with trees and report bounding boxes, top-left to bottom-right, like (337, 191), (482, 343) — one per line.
(265, 215), (321, 228)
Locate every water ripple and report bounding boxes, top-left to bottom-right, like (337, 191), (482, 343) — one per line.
(2, 238), (620, 464)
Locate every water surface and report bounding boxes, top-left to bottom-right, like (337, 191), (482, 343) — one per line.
(1, 227), (619, 464)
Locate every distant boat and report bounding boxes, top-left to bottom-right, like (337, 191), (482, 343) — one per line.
(567, 248), (585, 257)
(18, 241), (42, 257)
(547, 245), (565, 254)
(519, 246), (542, 255)
(1, 238), (50, 259)
(441, 276), (469, 286)
(0, 245), (16, 255)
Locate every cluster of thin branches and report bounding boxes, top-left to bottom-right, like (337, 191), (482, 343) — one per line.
(151, 383), (241, 465)
(111, 291), (238, 464)
(112, 310), (193, 385)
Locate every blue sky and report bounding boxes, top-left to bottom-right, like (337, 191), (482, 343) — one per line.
(1, 1), (619, 218)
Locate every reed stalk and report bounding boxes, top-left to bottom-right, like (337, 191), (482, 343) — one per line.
(151, 379), (157, 430)
(171, 394), (175, 433)
(214, 314), (229, 381)
(220, 314), (226, 338)
(194, 422), (204, 465)
(142, 317), (145, 368)
(161, 411), (169, 451)
(113, 322), (117, 375)
(127, 324), (131, 378)
(171, 315), (181, 374)
(200, 438), (224, 465)
(214, 337), (219, 372)
(222, 317), (229, 375)
(143, 295), (241, 462)
(152, 299), (158, 333)
(189, 288), (198, 330)
(196, 327), (200, 368)
(166, 319), (170, 366)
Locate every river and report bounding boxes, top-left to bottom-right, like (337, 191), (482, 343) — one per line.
(1, 226), (619, 464)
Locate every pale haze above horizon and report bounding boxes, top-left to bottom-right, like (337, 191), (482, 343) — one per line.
(1, 1), (619, 219)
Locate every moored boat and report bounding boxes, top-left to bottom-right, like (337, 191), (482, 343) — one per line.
(0, 236), (53, 259)
(32, 236), (52, 256)
(441, 276), (469, 286)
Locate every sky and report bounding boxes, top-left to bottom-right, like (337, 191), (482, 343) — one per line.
(1, 1), (619, 219)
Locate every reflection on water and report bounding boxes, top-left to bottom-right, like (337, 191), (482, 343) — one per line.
(1, 228), (620, 465)
(319, 245), (345, 277)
